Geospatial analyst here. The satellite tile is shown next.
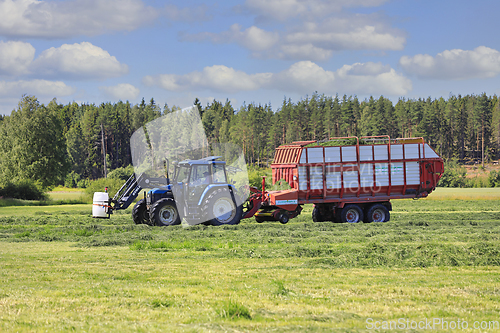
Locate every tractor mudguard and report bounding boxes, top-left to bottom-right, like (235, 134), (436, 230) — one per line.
(197, 184), (238, 206)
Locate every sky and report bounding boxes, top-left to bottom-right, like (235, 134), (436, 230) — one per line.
(0, 0), (499, 115)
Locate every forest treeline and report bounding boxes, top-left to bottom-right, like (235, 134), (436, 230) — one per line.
(0, 93), (499, 188)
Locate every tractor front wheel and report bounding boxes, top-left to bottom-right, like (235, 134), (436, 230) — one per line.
(132, 199), (149, 225)
(150, 198), (181, 226)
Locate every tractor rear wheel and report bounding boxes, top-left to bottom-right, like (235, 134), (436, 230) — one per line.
(132, 199), (149, 225)
(150, 198), (181, 226)
(202, 188), (242, 226)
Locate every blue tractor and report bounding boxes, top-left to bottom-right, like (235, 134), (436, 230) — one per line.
(104, 156), (243, 226)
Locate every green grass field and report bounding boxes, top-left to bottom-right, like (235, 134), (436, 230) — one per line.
(47, 187), (86, 202)
(427, 187), (500, 200)
(0, 188), (499, 332)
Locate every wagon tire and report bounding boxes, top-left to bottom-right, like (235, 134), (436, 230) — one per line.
(132, 199), (149, 225)
(312, 206), (324, 222)
(150, 198), (181, 226)
(340, 204), (363, 223)
(365, 204), (390, 223)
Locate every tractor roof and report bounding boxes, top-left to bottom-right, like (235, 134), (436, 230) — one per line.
(178, 156), (225, 166)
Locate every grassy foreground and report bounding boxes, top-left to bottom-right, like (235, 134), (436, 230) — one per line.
(0, 188), (499, 331)
(1, 243), (499, 332)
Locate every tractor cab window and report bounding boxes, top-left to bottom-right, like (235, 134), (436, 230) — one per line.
(212, 163), (227, 183)
(189, 165), (210, 186)
(176, 165), (190, 183)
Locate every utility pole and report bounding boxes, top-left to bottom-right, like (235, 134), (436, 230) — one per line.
(101, 123), (107, 178)
(482, 118), (485, 168)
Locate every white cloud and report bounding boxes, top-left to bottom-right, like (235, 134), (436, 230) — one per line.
(0, 41), (35, 75)
(334, 62), (412, 95)
(242, 0), (310, 21)
(0, 79), (75, 97)
(242, 0), (389, 21)
(278, 43), (333, 62)
(144, 61), (412, 96)
(143, 74), (179, 91)
(0, 0), (158, 38)
(272, 61), (411, 95)
(0, 41), (127, 80)
(100, 83), (140, 101)
(182, 24), (279, 53)
(237, 25), (280, 52)
(144, 65), (272, 93)
(284, 18), (406, 52)
(164, 4), (212, 22)
(183, 13), (405, 60)
(30, 42), (128, 80)
(271, 61), (335, 91)
(400, 46), (500, 80)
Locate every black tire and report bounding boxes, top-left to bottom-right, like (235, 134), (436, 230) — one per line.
(132, 199), (149, 225)
(150, 198), (181, 226)
(278, 211), (289, 224)
(340, 204), (363, 223)
(255, 216), (266, 223)
(202, 188), (242, 226)
(312, 206), (324, 222)
(255, 215), (275, 223)
(333, 208), (342, 223)
(365, 204), (390, 223)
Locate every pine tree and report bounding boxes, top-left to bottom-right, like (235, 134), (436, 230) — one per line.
(474, 93), (492, 164)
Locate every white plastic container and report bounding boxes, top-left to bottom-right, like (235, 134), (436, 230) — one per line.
(92, 192), (109, 218)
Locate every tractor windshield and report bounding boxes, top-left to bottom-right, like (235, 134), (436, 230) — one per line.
(176, 165), (190, 184)
(189, 165), (210, 186)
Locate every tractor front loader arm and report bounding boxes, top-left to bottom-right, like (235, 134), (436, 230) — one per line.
(111, 173), (171, 212)
(111, 173), (145, 211)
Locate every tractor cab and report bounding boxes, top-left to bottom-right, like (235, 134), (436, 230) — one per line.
(174, 156), (227, 205)
(172, 156), (241, 225)
(176, 157), (227, 197)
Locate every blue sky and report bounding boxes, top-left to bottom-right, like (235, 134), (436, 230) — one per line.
(0, 0), (499, 115)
